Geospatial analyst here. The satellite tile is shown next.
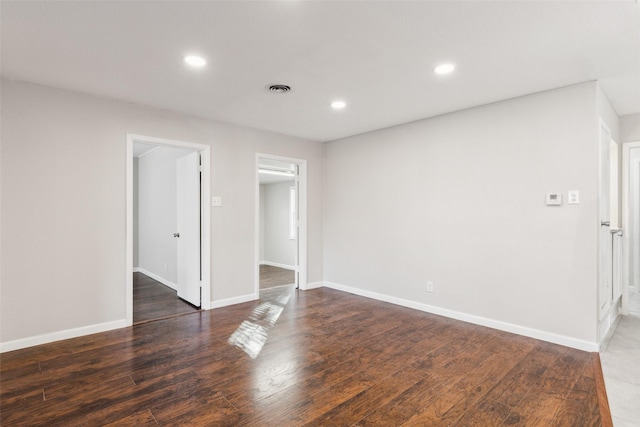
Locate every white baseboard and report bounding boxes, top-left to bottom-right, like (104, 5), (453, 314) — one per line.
(323, 281), (599, 352)
(259, 261), (296, 271)
(300, 281), (325, 290)
(0, 319), (128, 353)
(133, 267), (141, 273)
(136, 267), (177, 291)
(211, 293), (257, 309)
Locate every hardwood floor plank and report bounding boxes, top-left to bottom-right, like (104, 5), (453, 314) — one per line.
(150, 385), (239, 425)
(133, 272), (199, 324)
(454, 397), (512, 427)
(483, 340), (565, 409)
(551, 374), (601, 427)
(100, 409), (159, 426)
(301, 362), (426, 426)
(591, 352), (614, 427)
(353, 376), (447, 426)
(0, 286), (605, 426)
(503, 347), (591, 426)
(250, 371), (376, 426)
(260, 265), (295, 289)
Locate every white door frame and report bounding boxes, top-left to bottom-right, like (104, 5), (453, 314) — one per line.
(598, 119), (613, 320)
(621, 140), (640, 315)
(255, 153), (308, 295)
(126, 134), (211, 326)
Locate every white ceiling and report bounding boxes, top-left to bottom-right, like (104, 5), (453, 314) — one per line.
(2, 1), (639, 142)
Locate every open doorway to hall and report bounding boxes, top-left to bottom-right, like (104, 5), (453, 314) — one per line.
(258, 157), (300, 292)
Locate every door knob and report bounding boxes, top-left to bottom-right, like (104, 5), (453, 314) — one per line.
(601, 221), (610, 227)
(173, 233), (180, 238)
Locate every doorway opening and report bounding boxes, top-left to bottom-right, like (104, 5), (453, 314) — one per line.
(255, 154), (307, 296)
(622, 140), (640, 315)
(126, 134), (211, 326)
(598, 120), (623, 328)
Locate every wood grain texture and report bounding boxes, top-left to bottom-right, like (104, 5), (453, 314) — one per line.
(592, 352), (614, 427)
(133, 272), (199, 324)
(0, 286), (608, 426)
(260, 264), (295, 289)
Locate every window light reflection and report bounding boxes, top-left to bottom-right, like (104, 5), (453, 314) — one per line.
(228, 293), (291, 359)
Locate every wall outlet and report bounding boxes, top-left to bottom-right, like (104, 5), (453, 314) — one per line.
(426, 281), (434, 293)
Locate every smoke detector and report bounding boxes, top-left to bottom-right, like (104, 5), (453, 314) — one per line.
(268, 84), (292, 93)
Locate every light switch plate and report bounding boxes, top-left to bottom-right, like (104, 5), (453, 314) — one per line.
(211, 196), (222, 207)
(568, 190), (579, 204)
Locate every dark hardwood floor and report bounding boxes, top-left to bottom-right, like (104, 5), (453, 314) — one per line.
(134, 272), (199, 324)
(1, 286), (609, 426)
(260, 264), (295, 289)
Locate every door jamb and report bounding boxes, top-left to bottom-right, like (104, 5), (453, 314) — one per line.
(621, 140), (640, 315)
(255, 153), (308, 296)
(126, 134), (211, 326)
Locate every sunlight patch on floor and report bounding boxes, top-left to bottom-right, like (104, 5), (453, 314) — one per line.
(228, 293), (291, 358)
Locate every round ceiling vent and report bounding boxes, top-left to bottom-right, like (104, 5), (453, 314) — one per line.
(268, 84), (291, 94)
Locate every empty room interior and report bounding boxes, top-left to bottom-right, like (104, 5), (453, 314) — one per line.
(1, 1), (640, 425)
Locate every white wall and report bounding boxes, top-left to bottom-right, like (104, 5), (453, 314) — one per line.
(137, 147), (194, 286)
(133, 157), (139, 268)
(0, 79), (324, 346)
(262, 181), (296, 268)
(621, 113), (640, 143)
(324, 83), (600, 346)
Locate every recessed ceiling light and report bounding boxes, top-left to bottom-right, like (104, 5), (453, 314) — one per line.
(434, 63), (455, 75)
(331, 101), (346, 110)
(184, 55), (206, 67)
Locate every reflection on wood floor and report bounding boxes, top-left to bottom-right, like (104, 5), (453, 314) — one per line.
(133, 272), (199, 324)
(259, 264), (295, 289)
(0, 285), (609, 425)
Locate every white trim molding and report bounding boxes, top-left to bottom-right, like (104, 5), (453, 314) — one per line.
(210, 293), (258, 309)
(259, 261), (296, 271)
(299, 281), (325, 291)
(135, 268), (178, 291)
(323, 281), (599, 352)
(0, 319), (128, 353)
(126, 133), (212, 327)
(621, 141), (640, 315)
(598, 301), (621, 350)
(255, 153), (308, 294)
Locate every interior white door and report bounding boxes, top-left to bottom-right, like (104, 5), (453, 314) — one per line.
(176, 151), (201, 307)
(293, 165), (300, 288)
(632, 155), (640, 293)
(599, 123), (612, 319)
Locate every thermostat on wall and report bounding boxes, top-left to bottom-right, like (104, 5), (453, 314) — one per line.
(546, 193), (562, 206)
